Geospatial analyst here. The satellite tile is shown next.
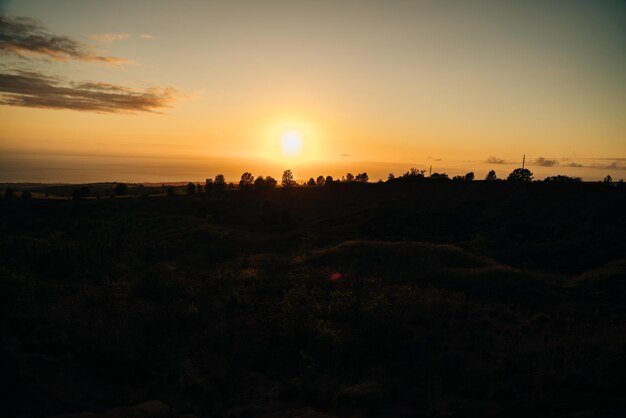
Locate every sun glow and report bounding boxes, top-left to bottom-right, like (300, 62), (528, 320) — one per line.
(262, 118), (321, 164)
(281, 130), (304, 157)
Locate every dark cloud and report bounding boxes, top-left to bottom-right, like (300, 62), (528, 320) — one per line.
(566, 162), (583, 168)
(0, 15), (126, 63)
(340, 153), (350, 157)
(0, 70), (175, 113)
(535, 157), (559, 167)
(485, 156), (506, 164)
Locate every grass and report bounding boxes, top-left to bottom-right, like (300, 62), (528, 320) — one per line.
(0, 182), (625, 417)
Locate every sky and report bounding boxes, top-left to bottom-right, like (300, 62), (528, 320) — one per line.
(0, 0), (625, 183)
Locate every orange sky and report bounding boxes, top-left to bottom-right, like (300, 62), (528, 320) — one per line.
(1, 1), (625, 182)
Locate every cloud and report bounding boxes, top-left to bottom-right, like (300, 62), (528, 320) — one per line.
(591, 161), (626, 171)
(559, 159), (625, 170)
(340, 153), (350, 157)
(485, 156), (506, 164)
(140, 34), (155, 40)
(0, 15), (126, 64)
(89, 33), (130, 43)
(535, 157), (559, 167)
(0, 70), (176, 113)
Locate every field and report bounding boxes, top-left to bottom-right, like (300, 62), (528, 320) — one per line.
(1, 182), (625, 417)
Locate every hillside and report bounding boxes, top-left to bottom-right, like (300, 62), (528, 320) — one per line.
(1, 182), (625, 417)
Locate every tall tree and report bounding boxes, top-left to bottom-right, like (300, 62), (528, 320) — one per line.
(282, 170), (295, 187)
(254, 176), (266, 189)
(507, 168), (533, 182)
(239, 172), (255, 190)
(214, 174), (226, 191)
(264, 176), (278, 188)
(355, 172), (369, 183)
(205, 178), (214, 193)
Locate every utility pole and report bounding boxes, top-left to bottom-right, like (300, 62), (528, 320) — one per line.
(429, 165), (432, 177)
(522, 154), (525, 170)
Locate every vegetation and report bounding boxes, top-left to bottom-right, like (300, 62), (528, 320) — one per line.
(507, 168), (533, 182)
(114, 182), (128, 196)
(282, 169), (296, 187)
(485, 170), (498, 181)
(544, 175), (582, 183)
(239, 172), (255, 190)
(215, 174), (226, 191)
(1, 179), (625, 417)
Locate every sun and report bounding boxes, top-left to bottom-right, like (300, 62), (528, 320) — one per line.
(280, 130), (304, 158)
(263, 119), (320, 162)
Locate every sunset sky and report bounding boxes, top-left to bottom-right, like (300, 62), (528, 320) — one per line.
(1, 0), (625, 182)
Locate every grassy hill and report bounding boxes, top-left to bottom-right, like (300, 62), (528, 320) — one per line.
(1, 182), (625, 417)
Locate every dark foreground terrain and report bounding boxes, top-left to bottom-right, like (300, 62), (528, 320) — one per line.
(1, 182), (625, 417)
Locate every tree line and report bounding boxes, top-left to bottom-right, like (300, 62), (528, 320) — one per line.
(180, 167), (619, 195)
(1, 168), (622, 200)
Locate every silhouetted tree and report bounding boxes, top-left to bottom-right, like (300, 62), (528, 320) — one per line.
(485, 170), (498, 181)
(186, 182), (197, 194)
(345, 173), (354, 182)
(72, 187), (90, 200)
(264, 176), (277, 188)
(307, 177), (316, 186)
(114, 183), (128, 196)
(388, 173), (395, 181)
(603, 175), (613, 183)
(254, 176), (266, 189)
(402, 168), (426, 180)
(507, 168), (533, 182)
(430, 172), (449, 180)
(544, 175), (582, 183)
(214, 174), (226, 191)
(282, 170), (295, 187)
(239, 172), (254, 190)
(196, 183), (203, 193)
(452, 175), (465, 181)
(465, 172), (475, 182)
(21, 190), (32, 200)
(205, 178), (214, 193)
(355, 172), (369, 183)
(167, 186), (175, 197)
(325, 176), (334, 185)
(316, 175), (325, 186)
(4, 187), (14, 199)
